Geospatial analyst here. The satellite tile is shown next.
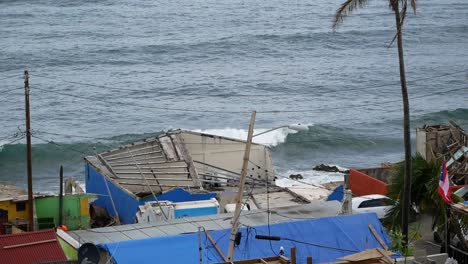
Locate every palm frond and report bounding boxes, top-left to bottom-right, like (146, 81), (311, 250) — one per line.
(387, 0), (408, 48)
(410, 0), (417, 14)
(332, 0), (369, 31)
(383, 154), (446, 232)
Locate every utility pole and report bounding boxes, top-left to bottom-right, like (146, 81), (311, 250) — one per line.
(227, 111), (256, 261)
(24, 70), (34, 231)
(59, 165), (64, 226)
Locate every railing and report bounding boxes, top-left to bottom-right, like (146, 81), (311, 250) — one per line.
(450, 244), (468, 264)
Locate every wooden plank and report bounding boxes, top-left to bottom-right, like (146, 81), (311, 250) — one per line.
(376, 248), (394, 264)
(368, 224), (388, 250)
(3, 239), (57, 249)
(204, 229), (228, 263)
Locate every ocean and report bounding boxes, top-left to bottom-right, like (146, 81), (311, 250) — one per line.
(0, 0), (467, 193)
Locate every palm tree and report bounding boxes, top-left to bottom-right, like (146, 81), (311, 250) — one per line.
(332, 0), (415, 247)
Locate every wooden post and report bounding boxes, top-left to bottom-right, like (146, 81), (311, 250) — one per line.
(24, 70), (34, 231)
(307, 256), (313, 264)
(227, 111), (256, 261)
(58, 166), (64, 226)
(344, 173), (350, 189)
(198, 227), (203, 264)
(445, 206), (450, 254)
(205, 229), (228, 262)
(291, 247), (297, 264)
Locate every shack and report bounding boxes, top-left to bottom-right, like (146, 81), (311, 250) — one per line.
(85, 129), (278, 225)
(35, 193), (97, 230)
(0, 183), (30, 233)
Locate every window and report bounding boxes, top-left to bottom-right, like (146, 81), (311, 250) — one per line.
(16, 202), (26, 212)
(358, 200), (376, 208)
(358, 198), (393, 208)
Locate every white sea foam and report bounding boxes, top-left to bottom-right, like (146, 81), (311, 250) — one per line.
(275, 166), (346, 188)
(190, 123), (312, 147)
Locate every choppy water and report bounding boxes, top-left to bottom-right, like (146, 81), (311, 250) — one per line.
(0, 0), (467, 193)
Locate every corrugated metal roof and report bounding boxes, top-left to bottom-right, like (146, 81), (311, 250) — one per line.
(0, 229), (67, 264)
(66, 201), (341, 246)
(85, 129), (278, 197)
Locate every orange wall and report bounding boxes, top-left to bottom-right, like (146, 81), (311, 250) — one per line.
(349, 169), (388, 196)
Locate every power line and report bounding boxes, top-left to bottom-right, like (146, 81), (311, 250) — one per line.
(32, 81), (467, 115)
(282, 237), (358, 253)
(0, 74), (21, 81)
(1, 136), (25, 145)
(31, 69), (466, 98)
(33, 86), (251, 114)
(31, 134), (89, 155)
(34, 130), (115, 141)
(0, 87), (22, 94)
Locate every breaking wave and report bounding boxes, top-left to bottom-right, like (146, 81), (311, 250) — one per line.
(413, 108), (468, 128)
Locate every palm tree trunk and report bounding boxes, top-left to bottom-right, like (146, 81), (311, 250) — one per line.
(391, 0), (412, 247)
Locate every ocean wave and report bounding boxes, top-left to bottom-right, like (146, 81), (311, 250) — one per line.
(190, 124), (312, 147)
(413, 108), (468, 127)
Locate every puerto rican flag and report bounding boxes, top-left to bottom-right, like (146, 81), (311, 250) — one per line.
(438, 161), (453, 204)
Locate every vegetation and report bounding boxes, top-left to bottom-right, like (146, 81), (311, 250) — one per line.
(332, 0), (416, 246)
(389, 224), (421, 257)
(383, 154), (467, 251)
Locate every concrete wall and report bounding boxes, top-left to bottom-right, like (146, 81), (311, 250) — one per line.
(180, 132), (274, 181)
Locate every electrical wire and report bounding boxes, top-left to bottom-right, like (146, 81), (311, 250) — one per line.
(265, 170), (279, 256)
(0, 87), (23, 94)
(34, 130), (115, 141)
(0, 73), (21, 81)
(281, 237), (358, 253)
(32, 82), (467, 115)
(30, 129), (404, 146)
(126, 148), (169, 220)
(247, 159), (381, 203)
(31, 69), (466, 98)
(31, 134), (89, 155)
(34, 86), (251, 114)
(29, 129), (388, 204)
(1, 135), (25, 145)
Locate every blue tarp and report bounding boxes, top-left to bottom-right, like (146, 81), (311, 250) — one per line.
(327, 185), (344, 202)
(99, 213), (392, 264)
(85, 164), (216, 224)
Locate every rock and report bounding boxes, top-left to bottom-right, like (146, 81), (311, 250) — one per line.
(313, 164), (348, 173)
(289, 174), (303, 180)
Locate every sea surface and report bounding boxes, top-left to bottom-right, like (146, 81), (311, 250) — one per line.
(0, 0), (467, 193)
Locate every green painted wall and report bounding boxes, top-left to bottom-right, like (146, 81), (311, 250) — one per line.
(35, 194), (96, 230)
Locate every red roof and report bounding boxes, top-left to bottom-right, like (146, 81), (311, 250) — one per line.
(0, 229), (67, 264)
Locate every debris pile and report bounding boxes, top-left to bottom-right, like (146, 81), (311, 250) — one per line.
(416, 121), (467, 185)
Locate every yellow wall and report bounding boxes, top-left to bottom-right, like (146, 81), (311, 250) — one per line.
(0, 200), (30, 221)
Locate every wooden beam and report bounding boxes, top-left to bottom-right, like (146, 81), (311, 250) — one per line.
(227, 111), (256, 261)
(204, 229), (228, 262)
(376, 248), (394, 264)
(368, 224), (388, 250)
(291, 247), (297, 264)
(3, 239), (57, 249)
